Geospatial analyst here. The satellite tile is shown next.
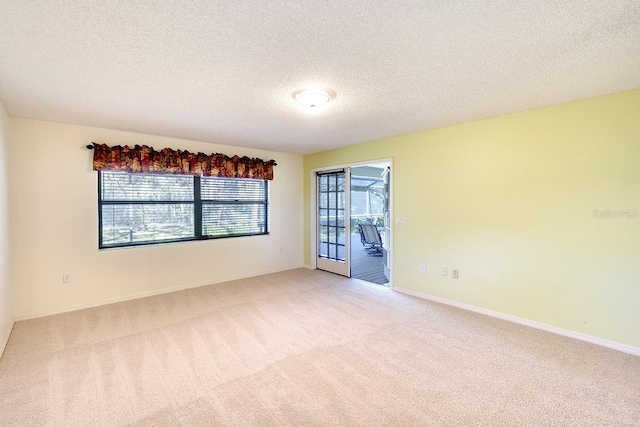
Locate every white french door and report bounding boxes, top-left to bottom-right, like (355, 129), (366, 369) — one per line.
(316, 169), (350, 276)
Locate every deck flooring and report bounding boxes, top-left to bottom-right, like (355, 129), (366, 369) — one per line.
(350, 234), (388, 285)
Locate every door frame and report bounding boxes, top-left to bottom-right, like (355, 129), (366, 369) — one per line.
(309, 157), (394, 289)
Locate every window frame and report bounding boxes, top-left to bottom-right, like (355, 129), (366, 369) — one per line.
(98, 171), (270, 249)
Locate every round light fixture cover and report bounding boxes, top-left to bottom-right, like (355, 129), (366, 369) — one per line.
(294, 89), (333, 108)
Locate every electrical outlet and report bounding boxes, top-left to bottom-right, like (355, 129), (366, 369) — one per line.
(62, 273), (71, 284)
(396, 217), (406, 226)
(443, 267), (448, 277)
(452, 269), (459, 279)
(420, 264), (426, 273)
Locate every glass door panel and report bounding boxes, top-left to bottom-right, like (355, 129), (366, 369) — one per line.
(317, 170), (349, 276)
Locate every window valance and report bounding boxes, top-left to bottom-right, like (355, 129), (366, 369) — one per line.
(89, 142), (277, 180)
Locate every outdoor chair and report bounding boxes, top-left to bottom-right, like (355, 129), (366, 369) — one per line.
(358, 222), (383, 256)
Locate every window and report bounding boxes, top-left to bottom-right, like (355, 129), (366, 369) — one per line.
(98, 172), (269, 248)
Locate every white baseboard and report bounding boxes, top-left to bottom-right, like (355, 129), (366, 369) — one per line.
(303, 264), (313, 270)
(394, 287), (640, 357)
(15, 266), (302, 322)
(0, 317), (15, 359)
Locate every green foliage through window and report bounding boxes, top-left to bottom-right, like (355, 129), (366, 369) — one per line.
(98, 172), (269, 248)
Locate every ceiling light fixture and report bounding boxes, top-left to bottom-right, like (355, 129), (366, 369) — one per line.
(294, 89), (333, 108)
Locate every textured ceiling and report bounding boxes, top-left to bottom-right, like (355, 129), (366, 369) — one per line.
(0, 1), (639, 155)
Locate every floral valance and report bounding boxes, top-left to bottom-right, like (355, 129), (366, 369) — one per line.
(90, 142), (276, 180)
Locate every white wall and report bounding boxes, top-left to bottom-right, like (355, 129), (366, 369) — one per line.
(9, 118), (303, 318)
(0, 101), (12, 351)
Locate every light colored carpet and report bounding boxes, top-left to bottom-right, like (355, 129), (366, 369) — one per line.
(0, 268), (638, 426)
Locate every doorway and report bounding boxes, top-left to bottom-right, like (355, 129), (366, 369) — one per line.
(350, 163), (390, 285)
(313, 160), (392, 287)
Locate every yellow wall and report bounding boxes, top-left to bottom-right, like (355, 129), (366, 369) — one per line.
(304, 89), (640, 348)
(9, 119), (304, 318)
(0, 100), (12, 348)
